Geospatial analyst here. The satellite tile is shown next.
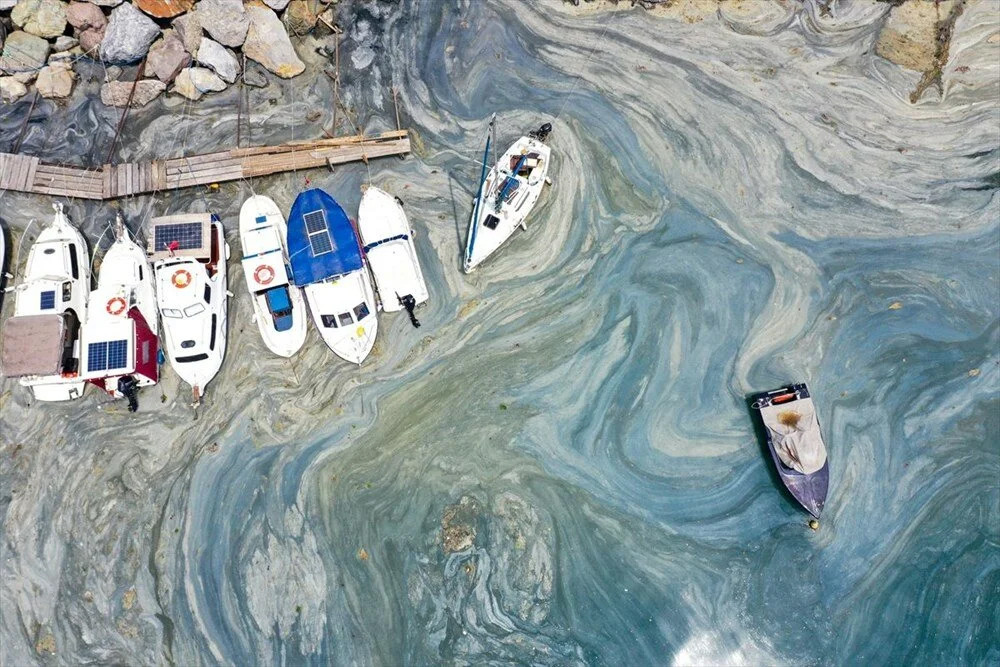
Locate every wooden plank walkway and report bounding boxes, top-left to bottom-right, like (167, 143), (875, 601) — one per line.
(0, 129), (410, 201)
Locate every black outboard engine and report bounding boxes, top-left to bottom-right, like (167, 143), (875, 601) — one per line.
(529, 123), (553, 142)
(117, 375), (140, 412)
(398, 294), (421, 328)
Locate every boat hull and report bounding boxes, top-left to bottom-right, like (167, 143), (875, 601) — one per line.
(239, 195), (307, 358)
(304, 271), (378, 364)
(750, 383), (830, 518)
(357, 186), (429, 311)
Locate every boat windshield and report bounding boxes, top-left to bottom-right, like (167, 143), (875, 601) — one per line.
(353, 302), (369, 320)
(162, 308), (182, 318)
(184, 303), (206, 317)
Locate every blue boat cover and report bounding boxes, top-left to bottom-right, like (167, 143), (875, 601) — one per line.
(265, 286), (291, 313)
(287, 188), (362, 285)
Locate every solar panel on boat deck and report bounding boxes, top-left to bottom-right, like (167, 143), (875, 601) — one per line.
(87, 340), (129, 372)
(154, 222), (203, 252)
(303, 209), (335, 256)
(304, 210), (327, 234)
(39, 291), (55, 310)
(107, 340), (128, 370)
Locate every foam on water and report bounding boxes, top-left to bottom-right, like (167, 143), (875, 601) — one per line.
(1, 0), (998, 663)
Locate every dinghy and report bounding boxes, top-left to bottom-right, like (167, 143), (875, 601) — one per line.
(464, 116), (552, 272)
(239, 195), (307, 357)
(80, 217), (159, 411)
(357, 185), (428, 327)
(749, 383), (830, 518)
(148, 213), (230, 405)
(287, 188), (378, 364)
(0, 203), (90, 401)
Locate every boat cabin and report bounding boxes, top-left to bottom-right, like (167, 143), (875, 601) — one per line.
(147, 214), (222, 276)
(320, 301), (371, 330)
(240, 220), (295, 331)
(1, 313), (80, 379)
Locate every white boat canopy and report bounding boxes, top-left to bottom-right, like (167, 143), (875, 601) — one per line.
(761, 398), (828, 475)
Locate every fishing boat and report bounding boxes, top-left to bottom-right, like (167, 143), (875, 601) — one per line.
(287, 188), (378, 364)
(79, 217), (159, 411)
(148, 213), (230, 405)
(749, 383), (830, 518)
(357, 185), (428, 327)
(239, 194), (307, 357)
(464, 115), (552, 272)
(0, 203), (90, 401)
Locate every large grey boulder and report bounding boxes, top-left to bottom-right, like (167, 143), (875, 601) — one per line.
(196, 0), (249, 48)
(36, 61), (76, 98)
(147, 29), (190, 82)
(196, 36), (238, 83)
(0, 31), (51, 72)
(11, 0), (68, 39)
(89, 0), (124, 6)
(101, 78), (166, 106)
(172, 11), (202, 56)
(101, 2), (161, 65)
(243, 3), (304, 78)
(171, 65), (226, 99)
(262, 0), (288, 10)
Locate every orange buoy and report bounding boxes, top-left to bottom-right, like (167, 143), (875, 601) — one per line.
(106, 296), (127, 315)
(172, 269), (192, 288)
(254, 264), (275, 285)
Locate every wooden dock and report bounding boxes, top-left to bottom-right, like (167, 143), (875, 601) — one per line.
(0, 129), (410, 201)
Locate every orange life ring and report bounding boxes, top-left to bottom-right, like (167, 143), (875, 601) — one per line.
(106, 296), (127, 316)
(172, 269), (192, 288)
(254, 264), (275, 285)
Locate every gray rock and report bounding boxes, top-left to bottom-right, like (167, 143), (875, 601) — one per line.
(101, 2), (162, 64)
(0, 31), (51, 72)
(171, 65), (225, 99)
(36, 61), (76, 98)
(243, 3), (304, 78)
(172, 11), (202, 56)
(66, 1), (106, 29)
(11, 0), (68, 39)
(89, 0), (124, 6)
(195, 0), (248, 48)
(54, 35), (79, 51)
(147, 29), (190, 82)
(262, 0), (288, 10)
(0, 76), (29, 103)
(100, 78), (165, 106)
(196, 36), (238, 83)
(49, 46), (84, 62)
(242, 59), (268, 87)
(12, 70), (39, 84)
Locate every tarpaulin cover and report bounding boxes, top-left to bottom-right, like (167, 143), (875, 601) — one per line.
(287, 188), (362, 285)
(761, 398), (828, 475)
(1, 314), (66, 377)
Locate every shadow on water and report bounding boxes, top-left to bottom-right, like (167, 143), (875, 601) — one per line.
(744, 392), (802, 515)
(447, 173), (466, 271)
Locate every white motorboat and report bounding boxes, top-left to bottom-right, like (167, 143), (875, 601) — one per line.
(0, 203), (90, 401)
(288, 188), (378, 365)
(464, 117), (553, 272)
(357, 185), (429, 327)
(148, 213), (230, 405)
(79, 217), (159, 411)
(239, 194), (307, 357)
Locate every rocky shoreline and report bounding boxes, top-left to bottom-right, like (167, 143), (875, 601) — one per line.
(0, 0), (335, 106)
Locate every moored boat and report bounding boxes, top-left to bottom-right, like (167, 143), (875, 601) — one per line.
(80, 217), (159, 411)
(464, 116), (552, 272)
(239, 194), (307, 358)
(749, 383), (830, 518)
(288, 188), (378, 364)
(357, 185), (428, 327)
(148, 213), (230, 405)
(0, 204), (90, 401)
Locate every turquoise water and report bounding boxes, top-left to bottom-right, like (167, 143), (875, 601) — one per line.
(1, 1), (998, 664)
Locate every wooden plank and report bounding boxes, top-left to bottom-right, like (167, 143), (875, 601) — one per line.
(166, 158), (242, 177)
(31, 184), (105, 199)
(22, 157), (39, 190)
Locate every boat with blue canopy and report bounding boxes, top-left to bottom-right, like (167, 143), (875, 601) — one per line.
(288, 188), (378, 364)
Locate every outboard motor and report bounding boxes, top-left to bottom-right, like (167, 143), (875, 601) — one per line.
(117, 375), (140, 412)
(398, 294), (421, 328)
(529, 122), (552, 142)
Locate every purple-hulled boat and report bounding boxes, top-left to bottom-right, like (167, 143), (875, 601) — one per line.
(749, 383), (829, 518)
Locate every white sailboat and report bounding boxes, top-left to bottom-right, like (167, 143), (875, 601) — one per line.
(464, 117), (553, 272)
(357, 185), (428, 327)
(0, 203), (91, 401)
(239, 194), (307, 357)
(148, 213), (230, 405)
(79, 217), (159, 411)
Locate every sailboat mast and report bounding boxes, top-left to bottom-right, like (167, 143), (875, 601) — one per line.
(490, 113), (498, 174)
